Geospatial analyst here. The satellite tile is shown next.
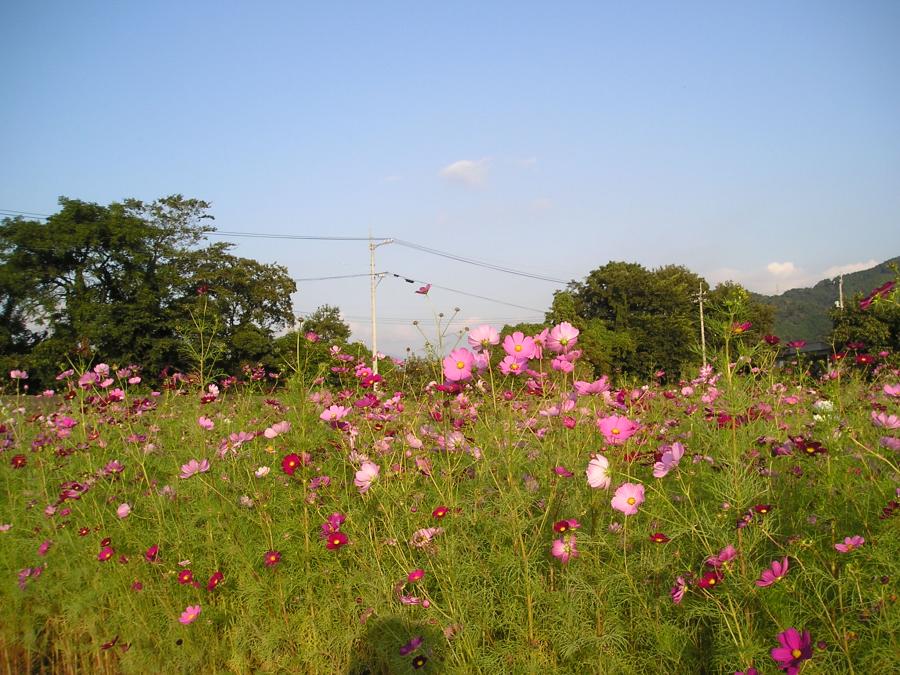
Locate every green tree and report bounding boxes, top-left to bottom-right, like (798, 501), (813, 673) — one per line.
(299, 305), (352, 343)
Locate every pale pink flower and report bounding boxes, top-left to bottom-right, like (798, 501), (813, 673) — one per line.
(9, 369), (27, 379)
(467, 324), (500, 352)
(197, 416), (215, 431)
(410, 527), (443, 548)
(320, 405), (350, 422)
(586, 454), (611, 489)
(354, 461), (380, 494)
(263, 420), (291, 439)
(835, 535), (865, 553)
(597, 415), (638, 445)
(884, 384), (900, 397)
(547, 321), (579, 353)
(871, 411), (900, 430)
(653, 442), (686, 478)
(670, 576), (688, 604)
(574, 377), (610, 396)
(551, 534), (579, 563)
(498, 355), (527, 376)
(179, 604), (201, 625)
(502, 331), (536, 360)
(180, 459), (210, 479)
(611, 482), (645, 515)
(442, 348), (475, 382)
(116, 503), (131, 519)
(255, 466), (270, 477)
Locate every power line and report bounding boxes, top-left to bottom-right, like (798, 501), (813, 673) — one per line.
(0, 209), (50, 220)
(386, 273), (545, 313)
(211, 230), (386, 242)
(392, 238), (568, 284)
(294, 272), (381, 282)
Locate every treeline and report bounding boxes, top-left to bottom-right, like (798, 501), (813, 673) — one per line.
(0, 196), (369, 388)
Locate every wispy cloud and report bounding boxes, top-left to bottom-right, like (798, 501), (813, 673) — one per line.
(439, 158), (490, 186)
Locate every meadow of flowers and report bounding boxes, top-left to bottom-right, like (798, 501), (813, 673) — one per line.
(1, 324), (899, 674)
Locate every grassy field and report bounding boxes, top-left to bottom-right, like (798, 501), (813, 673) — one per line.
(1, 336), (898, 674)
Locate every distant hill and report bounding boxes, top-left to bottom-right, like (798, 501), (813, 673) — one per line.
(751, 257), (899, 343)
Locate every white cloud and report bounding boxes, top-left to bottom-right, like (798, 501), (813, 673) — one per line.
(823, 259), (878, 278)
(519, 156), (538, 169)
(532, 197), (552, 211)
(766, 261), (797, 277)
(439, 158), (490, 186)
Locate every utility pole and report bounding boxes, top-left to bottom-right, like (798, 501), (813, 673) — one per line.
(694, 283), (707, 366)
(838, 273), (844, 310)
(369, 235), (393, 375)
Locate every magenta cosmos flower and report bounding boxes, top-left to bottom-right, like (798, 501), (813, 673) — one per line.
(442, 348), (474, 382)
(756, 557), (790, 587)
(611, 482), (645, 515)
(597, 415), (638, 445)
(551, 534), (578, 563)
(179, 605), (202, 625)
(263, 550), (282, 567)
(586, 454), (611, 489)
(498, 355), (527, 375)
(326, 532), (349, 550)
(467, 324), (499, 352)
(770, 627), (812, 674)
(354, 461), (380, 494)
(502, 331), (536, 360)
(547, 321), (579, 353)
(834, 535), (865, 552)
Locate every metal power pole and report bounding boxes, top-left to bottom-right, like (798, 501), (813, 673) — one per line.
(838, 274), (844, 310)
(369, 236), (393, 374)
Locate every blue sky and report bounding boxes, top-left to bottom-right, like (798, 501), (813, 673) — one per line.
(2, 1), (899, 356)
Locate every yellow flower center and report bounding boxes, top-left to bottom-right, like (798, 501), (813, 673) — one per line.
(709, 578), (716, 585)
(791, 649), (802, 658)
(514, 344), (522, 352)
(456, 361), (465, 369)
(511, 363), (520, 371)
(560, 338), (568, 345)
(611, 428), (620, 435)
(627, 497), (635, 505)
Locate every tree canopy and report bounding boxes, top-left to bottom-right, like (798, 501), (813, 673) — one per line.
(0, 195), (296, 385)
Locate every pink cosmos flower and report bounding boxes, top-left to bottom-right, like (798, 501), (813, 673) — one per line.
(354, 461), (380, 494)
(611, 482), (645, 515)
(498, 355), (527, 376)
(670, 575), (688, 604)
(468, 324), (500, 352)
(551, 534), (578, 563)
(834, 535), (864, 552)
(707, 545), (738, 568)
(263, 421), (291, 439)
(573, 377), (610, 396)
(9, 369), (28, 379)
(597, 415), (638, 445)
(407, 568), (425, 583)
(180, 459), (210, 479)
(442, 348), (474, 382)
(179, 605), (201, 625)
(116, 503), (131, 519)
(410, 527), (443, 548)
(502, 331), (536, 360)
(871, 411), (900, 430)
(320, 405), (350, 422)
(770, 627), (812, 674)
(652, 442), (686, 478)
(884, 384), (900, 397)
(547, 321), (579, 353)
(756, 557), (790, 587)
(586, 454), (611, 489)
(38, 539), (52, 556)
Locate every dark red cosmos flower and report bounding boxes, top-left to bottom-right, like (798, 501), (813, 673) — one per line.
(101, 537), (112, 547)
(78, 527), (90, 537)
(412, 655), (428, 669)
(178, 569), (194, 585)
(553, 519), (580, 533)
(432, 505), (448, 519)
(11, 455), (26, 469)
(326, 532), (348, 550)
(649, 532), (671, 543)
(697, 570), (723, 589)
(98, 546), (115, 562)
(264, 550), (282, 567)
(753, 504), (773, 515)
(281, 453), (301, 476)
(787, 340), (806, 349)
(763, 334), (781, 346)
(144, 545), (159, 562)
(846, 341), (865, 350)
(831, 352), (846, 362)
(855, 354), (875, 366)
(207, 571), (224, 590)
